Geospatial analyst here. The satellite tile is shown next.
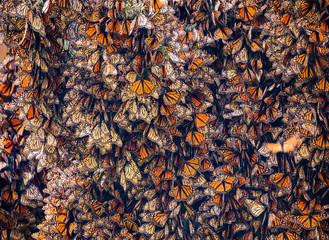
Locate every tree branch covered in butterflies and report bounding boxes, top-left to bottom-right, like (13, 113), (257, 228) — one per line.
(1, 0), (329, 239)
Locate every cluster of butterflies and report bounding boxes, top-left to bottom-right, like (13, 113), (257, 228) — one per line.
(1, 0), (329, 239)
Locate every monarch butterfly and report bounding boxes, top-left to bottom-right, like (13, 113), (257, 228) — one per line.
(314, 133), (329, 149)
(3, 139), (14, 154)
(68, 0), (81, 12)
(318, 0), (329, 9)
(320, 19), (329, 33)
(151, 212), (168, 227)
(188, 90), (211, 110)
(270, 0), (283, 10)
(145, 37), (159, 50)
(265, 135), (304, 154)
(152, 50), (164, 64)
(57, 0), (70, 8)
(85, 25), (97, 40)
(122, 160), (141, 188)
(266, 106), (281, 123)
(180, 31), (193, 45)
(102, 63), (118, 76)
(14, 203), (29, 215)
(154, 115), (174, 128)
(316, 77), (329, 92)
(130, 79), (155, 95)
(1, 188), (18, 204)
(20, 72), (33, 88)
(134, 13), (154, 30)
(154, 178), (172, 191)
(97, 32), (112, 46)
(236, 6), (257, 22)
(295, 53), (309, 67)
(268, 212), (283, 229)
(153, 168), (175, 182)
(170, 185), (193, 201)
(120, 19), (131, 35)
(282, 213), (303, 233)
(85, 7), (103, 22)
(244, 199), (265, 217)
(226, 82), (245, 95)
(163, 91), (181, 106)
(220, 204), (242, 224)
(182, 157), (200, 178)
(292, 213), (329, 230)
(27, 104), (39, 120)
(0, 82), (14, 97)
(270, 172), (292, 192)
(243, 67), (256, 84)
(89, 201), (104, 216)
(27, 11), (46, 36)
(248, 124), (261, 140)
(209, 176), (236, 193)
(56, 213), (68, 223)
(293, 199), (316, 215)
(299, 65), (314, 81)
(194, 113), (214, 128)
(26, 184), (43, 201)
(145, 52), (153, 68)
(199, 158), (213, 172)
(230, 122), (247, 138)
(252, 163), (273, 176)
(298, 107), (316, 122)
(44, 118), (70, 138)
(138, 143), (154, 161)
(314, 171), (329, 192)
(150, 0), (165, 13)
(315, 55), (328, 72)
(247, 86), (263, 101)
(82, 155), (98, 171)
(310, 31), (325, 45)
(277, 34), (294, 47)
(115, 0), (125, 13)
(124, 218), (138, 238)
(0, 209), (15, 229)
(235, 47), (249, 64)
(162, 61), (175, 80)
(274, 232), (299, 240)
(139, 223), (155, 235)
(107, 19), (121, 34)
(57, 222), (76, 236)
(300, 1), (314, 17)
(306, 229), (327, 240)
(219, 147), (241, 166)
(281, 12), (292, 27)
(190, 58), (204, 70)
(253, 110), (267, 123)
(87, 51), (101, 73)
(186, 130), (205, 146)
(11, 2), (29, 18)
(295, 141), (311, 162)
(214, 24), (232, 40)
(108, 199), (125, 213)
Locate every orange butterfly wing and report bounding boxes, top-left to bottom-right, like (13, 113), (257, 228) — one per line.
(183, 158), (200, 177)
(237, 7), (256, 21)
(170, 185), (193, 201)
(130, 79), (155, 95)
(186, 131), (205, 146)
(209, 176), (236, 193)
